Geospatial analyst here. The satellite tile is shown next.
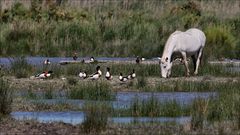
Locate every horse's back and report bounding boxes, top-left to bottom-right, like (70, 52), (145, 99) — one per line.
(172, 28), (206, 53)
(185, 28), (206, 47)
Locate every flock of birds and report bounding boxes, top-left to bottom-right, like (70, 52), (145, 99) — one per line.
(33, 56), (137, 82)
(78, 65), (136, 82)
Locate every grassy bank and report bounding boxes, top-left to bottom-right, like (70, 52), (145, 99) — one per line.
(0, 0), (239, 59)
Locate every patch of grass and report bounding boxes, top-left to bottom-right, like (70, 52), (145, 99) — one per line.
(10, 57), (33, 78)
(122, 96), (188, 117)
(148, 79), (240, 92)
(67, 77), (78, 86)
(82, 102), (112, 133)
(0, 77), (13, 116)
(190, 98), (209, 130)
(26, 89), (37, 100)
(68, 81), (115, 100)
(136, 76), (147, 89)
(44, 86), (54, 99)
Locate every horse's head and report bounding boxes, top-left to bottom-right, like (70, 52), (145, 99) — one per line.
(160, 57), (172, 78)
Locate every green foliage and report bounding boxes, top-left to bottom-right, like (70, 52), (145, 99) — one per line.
(10, 57), (33, 78)
(68, 81), (115, 100)
(67, 77), (78, 86)
(82, 102), (111, 133)
(44, 86), (54, 99)
(205, 25), (237, 59)
(0, 0), (239, 59)
(190, 99), (209, 130)
(26, 89), (37, 99)
(136, 76), (147, 89)
(0, 77), (13, 115)
(129, 96), (186, 117)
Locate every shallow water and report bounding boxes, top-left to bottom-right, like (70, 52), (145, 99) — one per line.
(25, 91), (217, 108)
(0, 57), (153, 66)
(11, 111), (191, 125)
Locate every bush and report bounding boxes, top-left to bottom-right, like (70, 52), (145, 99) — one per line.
(205, 24), (237, 59)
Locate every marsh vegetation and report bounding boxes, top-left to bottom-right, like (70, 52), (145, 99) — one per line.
(0, 0), (240, 134)
(0, 0), (239, 60)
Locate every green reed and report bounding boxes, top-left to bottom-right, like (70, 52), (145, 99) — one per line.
(0, 77), (13, 116)
(68, 81), (115, 100)
(82, 102), (112, 133)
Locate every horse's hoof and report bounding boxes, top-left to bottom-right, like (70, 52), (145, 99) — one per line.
(194, 72), (198, 75)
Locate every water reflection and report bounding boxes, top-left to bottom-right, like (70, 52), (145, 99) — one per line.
(11, 111), (191, 125)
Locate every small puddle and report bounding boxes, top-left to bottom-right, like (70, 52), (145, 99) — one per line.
(11, 111), (191, 125)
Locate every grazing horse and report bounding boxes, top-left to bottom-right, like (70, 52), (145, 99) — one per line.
(160, 28), (206, 78)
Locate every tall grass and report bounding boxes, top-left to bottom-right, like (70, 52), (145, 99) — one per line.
(0, 1), (239, 59)
(82, 102), (111, 133)
(0, 77), (13, 116)
(68, 81), (115, 100)
(125, 96), (188, 117)
(190, 99), (209, 130)
(10, 57), (33, 78)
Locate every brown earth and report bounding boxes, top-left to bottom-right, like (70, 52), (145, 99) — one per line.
(5, 75), (240, 92)
(0, 118), (239, 135)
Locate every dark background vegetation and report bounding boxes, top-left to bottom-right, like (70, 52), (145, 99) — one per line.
(0, 0), (240, 60)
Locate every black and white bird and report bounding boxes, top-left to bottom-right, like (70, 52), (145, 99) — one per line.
(119, 73), (128, 82)
(89, 66), (102, 80)
(79, 70), (87, 79)
(105, 67), (112, 80)
(84, 56), (95, 64)
(34, 71), (53, 79)
(73, 52), (78, 60)
(136, 56), (145, 64)
(90, 57), (95, 63)
(44, 59), (50, 65)
(128, 69), (136, 79)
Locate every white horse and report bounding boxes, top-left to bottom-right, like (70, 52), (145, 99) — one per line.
(160, 28), (206, 78)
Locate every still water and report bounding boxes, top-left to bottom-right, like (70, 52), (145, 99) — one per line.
(11, 111), (191, 125)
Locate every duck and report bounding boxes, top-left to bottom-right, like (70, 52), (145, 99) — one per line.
(90, 57), (95, 63)
(35, 71), (53, 79)
(79, 70), (87, 79)
(89, 66), (102, 80)
(44, 59), (50, 65)
(128, 69), (136, 79)
(105, 67), (112, 80)
(73, 52), (78, 60)
(119, 73), (128, 82)
(84, 56), (95, 64)
(136, 56), (145, 64)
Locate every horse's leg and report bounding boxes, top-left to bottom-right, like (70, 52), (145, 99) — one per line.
(191, 55), (197, 73)
(194, 48), (203, 75)
(181, 52), (190, 77)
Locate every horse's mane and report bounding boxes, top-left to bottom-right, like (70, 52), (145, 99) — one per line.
(162, 30), (182, 58)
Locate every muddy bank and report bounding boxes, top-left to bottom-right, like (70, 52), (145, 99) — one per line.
(6, 75), (240, 92)
(0, 118), (239, 135)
